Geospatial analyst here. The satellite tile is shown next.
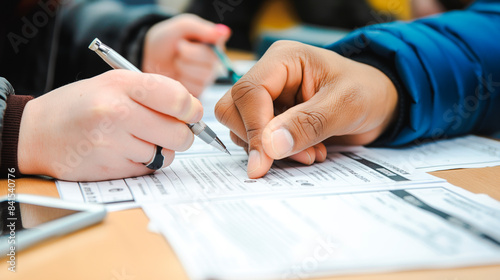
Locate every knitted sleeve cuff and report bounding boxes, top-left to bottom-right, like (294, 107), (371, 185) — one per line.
(0, 95), (34, 177)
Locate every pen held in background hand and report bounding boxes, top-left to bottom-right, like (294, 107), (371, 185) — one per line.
(88, 38), (230, 156)
(210, 45), (242, 84)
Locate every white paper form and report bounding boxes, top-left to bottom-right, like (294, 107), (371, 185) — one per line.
(56, 146), (441, 210)
(369, 135), (500, 172)
(143, 183), (500, 280)
(179, 84), (246, 156)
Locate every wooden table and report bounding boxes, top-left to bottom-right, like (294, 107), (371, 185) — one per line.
(1, 166), (499, 280)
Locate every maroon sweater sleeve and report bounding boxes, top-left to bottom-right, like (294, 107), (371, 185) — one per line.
(0, 95), (34, 177)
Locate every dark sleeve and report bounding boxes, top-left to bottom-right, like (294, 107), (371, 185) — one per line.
(53, 0), (173, 89)
(186, 0), (264, 50)
(291, 0), (396, 29)
(0, 77), (33, 178)
(438, 0), (471, 10)
(327, 0), (500, 146)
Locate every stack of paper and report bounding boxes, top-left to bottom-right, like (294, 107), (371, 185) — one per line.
(370, 135), (500, 172)
(143, 183), (500, 280)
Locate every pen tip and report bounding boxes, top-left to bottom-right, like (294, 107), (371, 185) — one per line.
(213, 137), (231, 156)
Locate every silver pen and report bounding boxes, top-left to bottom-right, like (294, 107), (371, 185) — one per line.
(89, 38), (230, 155)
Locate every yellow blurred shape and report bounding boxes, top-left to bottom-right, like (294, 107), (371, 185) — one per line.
(367, 0), (412, 20)
(252, 0), (299, 38)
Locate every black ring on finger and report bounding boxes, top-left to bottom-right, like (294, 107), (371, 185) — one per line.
(144, 145), (165, 170)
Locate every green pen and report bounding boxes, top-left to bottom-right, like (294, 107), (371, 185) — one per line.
(210, 45), (242, 84)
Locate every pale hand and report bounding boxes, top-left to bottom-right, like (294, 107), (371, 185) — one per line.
(142, 14), (231, 97)
(18, 70), (203, 181)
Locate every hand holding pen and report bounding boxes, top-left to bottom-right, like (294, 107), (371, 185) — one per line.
(17, 67), (205, 181)
(89, 38), (230, 171)
(142, 14), (231, 96)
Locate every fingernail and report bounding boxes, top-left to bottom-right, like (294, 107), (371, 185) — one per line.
(247, 150), (261, 174)
(305, 150), (313, 165)
(215, 24), (230, 35)
(270, 128), (294, 157)
(315, 146), (325, 161)
(289, 150), (314, 165)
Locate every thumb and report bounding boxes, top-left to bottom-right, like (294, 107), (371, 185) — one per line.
(177, 16), (231, 44)
(261, 91), (337, 160)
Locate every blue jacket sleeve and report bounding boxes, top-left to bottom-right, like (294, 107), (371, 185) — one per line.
(328, 0), (500, 146)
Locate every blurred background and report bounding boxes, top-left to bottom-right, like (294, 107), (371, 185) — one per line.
(120, 0), (470, 55)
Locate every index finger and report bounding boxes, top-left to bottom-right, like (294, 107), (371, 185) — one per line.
(215, 90), (247, 142)
(110, 70), (203, 124)
(221, 42), (305, 178)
